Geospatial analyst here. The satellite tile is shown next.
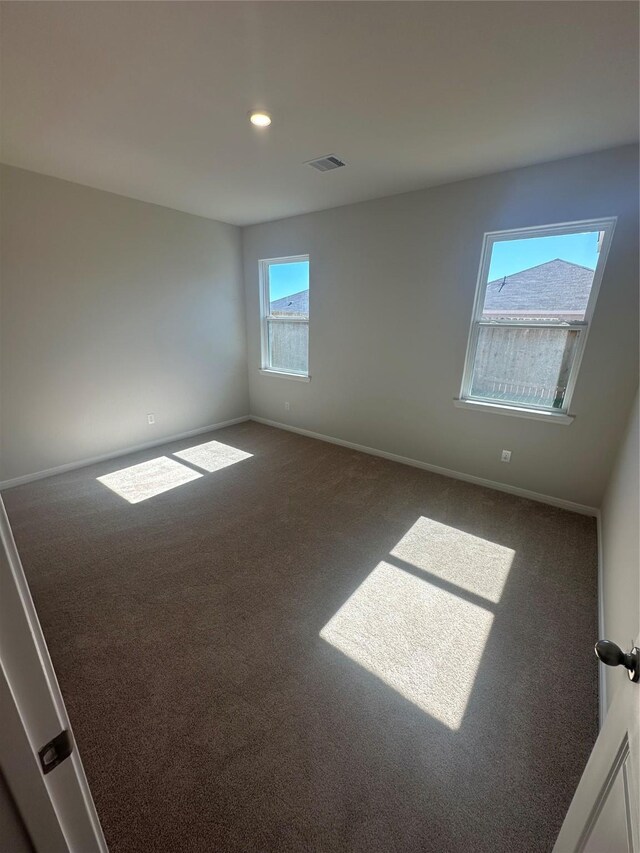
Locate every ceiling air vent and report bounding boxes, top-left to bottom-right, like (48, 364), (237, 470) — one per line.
(306, 155), (346, 173)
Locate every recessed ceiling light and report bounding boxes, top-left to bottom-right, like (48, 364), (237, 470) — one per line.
(249, 110), (272, 128)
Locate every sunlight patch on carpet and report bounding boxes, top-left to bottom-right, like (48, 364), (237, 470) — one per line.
(390, 517), (514, 604)
(97, 457), (202, 503)
(174, 439), (252, 473)
(320, 518), (515, 730)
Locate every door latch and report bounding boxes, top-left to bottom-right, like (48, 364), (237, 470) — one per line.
(38, 729), (73, 775)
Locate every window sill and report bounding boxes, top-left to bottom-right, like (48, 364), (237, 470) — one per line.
(259, 369), (311, 383)
(453, 398), (574, 424)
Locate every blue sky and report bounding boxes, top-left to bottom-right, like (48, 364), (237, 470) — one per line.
(487, 231), (600, 282)
(269, 261), (309, 301)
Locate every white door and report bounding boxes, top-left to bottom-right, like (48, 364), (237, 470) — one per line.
(554, 640), (639, 853)
(0, 498), (108, 852)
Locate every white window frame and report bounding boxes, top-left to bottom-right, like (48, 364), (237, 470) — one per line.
(456, 217), (616, 424)
(259, 254), (310, 381)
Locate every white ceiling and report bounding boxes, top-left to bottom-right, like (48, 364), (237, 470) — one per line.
(1, 2), (638, 226)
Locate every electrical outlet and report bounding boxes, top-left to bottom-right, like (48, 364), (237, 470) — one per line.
(284, 401), (290, 411)
(501, 449), (511, 463)
(147, 413), (155, 425)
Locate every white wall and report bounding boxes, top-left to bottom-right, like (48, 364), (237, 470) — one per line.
(601, 389), (640, 711)
(1, 166), (249, 483)
(243, 145), (639, 508)
(2, 148), (637, 505)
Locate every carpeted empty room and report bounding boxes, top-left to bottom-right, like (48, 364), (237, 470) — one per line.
(1, 3), (639, 851)
(4, 422), (599, 852)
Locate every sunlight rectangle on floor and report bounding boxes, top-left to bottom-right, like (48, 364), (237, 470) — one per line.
(320, 517), (515, 730)
(173, 439), (252, 473)
(97, 457), (202, 504)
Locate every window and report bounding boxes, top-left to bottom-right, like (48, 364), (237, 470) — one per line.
(259, 256), (310, 378)
(458, 219), (616, 420)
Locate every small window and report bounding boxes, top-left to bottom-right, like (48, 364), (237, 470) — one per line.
(259, 256), (310, 377)
(459, 219), (615, 417)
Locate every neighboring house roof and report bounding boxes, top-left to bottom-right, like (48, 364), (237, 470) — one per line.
(270, 289), (309, 315)
(483, 258), (594, 318)
(269, 259), (595, 320)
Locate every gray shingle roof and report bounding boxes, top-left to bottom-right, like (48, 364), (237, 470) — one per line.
(268, 259), (595, 320)
(270, 289), (309, 315)
(483, 258), (594, 318)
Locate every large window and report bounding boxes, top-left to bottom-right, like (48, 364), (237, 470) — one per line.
(259, 255), (310, 378)
(458, 219), (615, 420)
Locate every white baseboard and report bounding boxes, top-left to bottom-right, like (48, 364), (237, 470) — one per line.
(251, 415), (599, 517)
(0, 416), (251, 490)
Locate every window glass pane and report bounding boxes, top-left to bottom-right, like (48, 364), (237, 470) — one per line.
(482, 231), (602, 321)
(268, 261), (309, 317)
(268, 320), (308, 374)
(470, 326), (580, 409)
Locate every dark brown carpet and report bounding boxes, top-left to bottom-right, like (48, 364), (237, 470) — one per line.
(3, 422), (598, 853)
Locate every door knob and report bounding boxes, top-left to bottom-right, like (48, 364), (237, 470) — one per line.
(594, 640), (639, 683)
